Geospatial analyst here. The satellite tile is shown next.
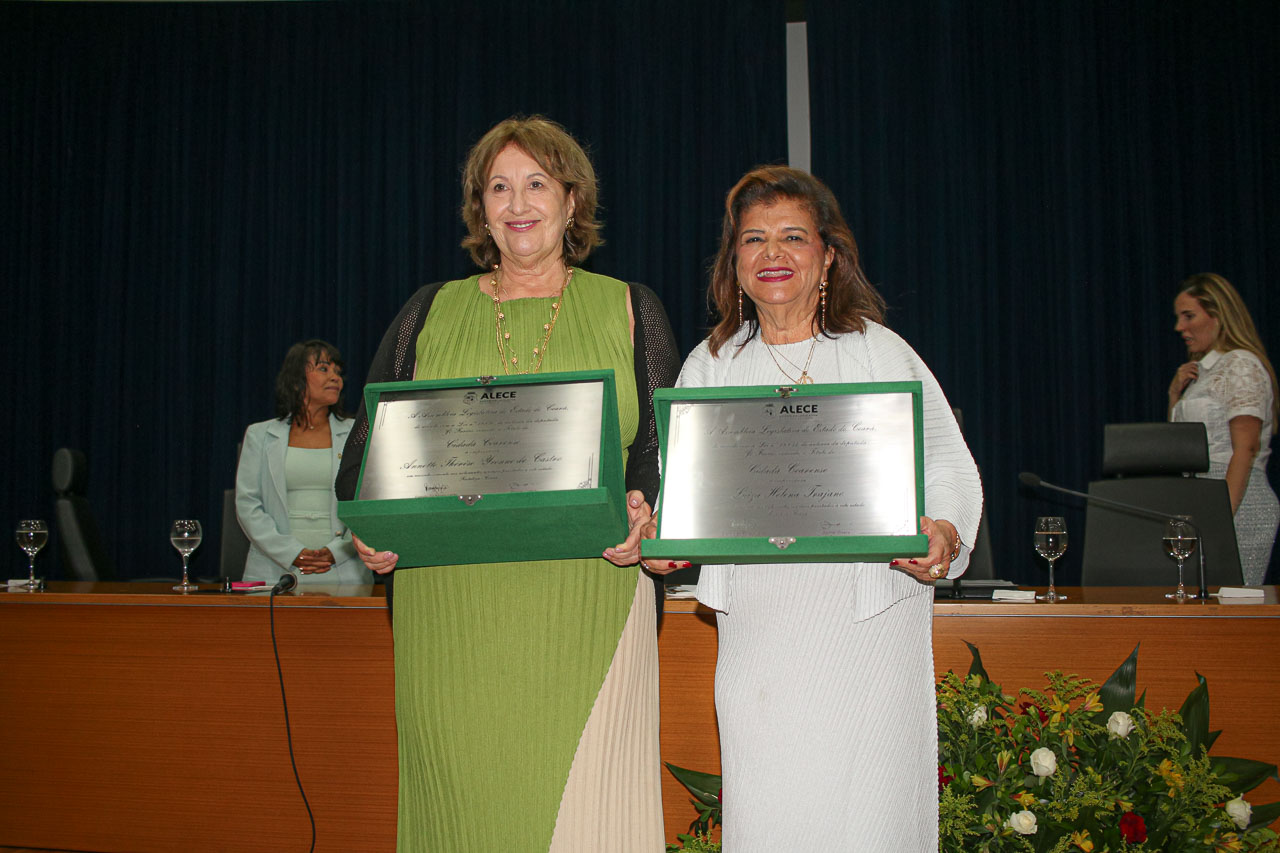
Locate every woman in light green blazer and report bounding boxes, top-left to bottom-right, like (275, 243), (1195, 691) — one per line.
(235, 340), (367, 585)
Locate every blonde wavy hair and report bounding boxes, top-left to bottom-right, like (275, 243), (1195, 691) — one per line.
(1178, 272), (1279, 423)
(459, 115), (602, 270)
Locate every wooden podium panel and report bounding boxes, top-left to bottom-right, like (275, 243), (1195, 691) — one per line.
(0, 584), (397, 853)
(4, 585), (1277, 850)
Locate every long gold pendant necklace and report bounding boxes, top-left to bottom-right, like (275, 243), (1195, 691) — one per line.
(763, 335), (818, 384)
(491, 265), (573, 374)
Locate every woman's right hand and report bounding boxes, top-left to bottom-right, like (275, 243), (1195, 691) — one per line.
(1168, 361), (1199, 408)
(352, 533), (398, 575)
(635, 510), (692, 576)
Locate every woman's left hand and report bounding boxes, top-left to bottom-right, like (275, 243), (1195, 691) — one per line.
(602, 490), (653, 567)
(890, 516), (959, 583)
(296, 547), (335, 574)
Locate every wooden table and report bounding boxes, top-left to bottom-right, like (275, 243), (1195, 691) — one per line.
(4, 584), (1278, 851)
(0, 583), (397, 853)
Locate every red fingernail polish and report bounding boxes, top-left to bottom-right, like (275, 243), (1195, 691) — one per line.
(678, 561), (692, 568)
(909, 559), (919, 565)
(889, 560), (899, 566)
(667, 561), (679, 569)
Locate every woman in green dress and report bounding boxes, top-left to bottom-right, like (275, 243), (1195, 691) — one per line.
(335, 116), (680, 851)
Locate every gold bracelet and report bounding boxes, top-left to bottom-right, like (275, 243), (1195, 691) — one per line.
(948, 532), (964, 563)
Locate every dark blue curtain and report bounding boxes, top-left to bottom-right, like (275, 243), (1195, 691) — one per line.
(807, 0), (1280, 584)
(1, 1), (787, 579)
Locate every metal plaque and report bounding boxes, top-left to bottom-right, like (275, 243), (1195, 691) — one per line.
(356, 380), (604, 500)
(659, 392), (918, 539)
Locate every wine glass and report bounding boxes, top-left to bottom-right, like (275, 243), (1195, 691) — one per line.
(15, 519), (48, 591)
(1163, 515), (1198, 601)
(170, 520), (202, 592)
(1034, 516), (1068, 602)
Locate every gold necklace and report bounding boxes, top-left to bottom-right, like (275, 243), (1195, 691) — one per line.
(763, 335), (818, 384)
(491, 265), (573, 374)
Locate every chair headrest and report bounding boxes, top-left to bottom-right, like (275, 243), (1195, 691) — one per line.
(1102, 423), (1209, 477)
(51, 447), (89, 494)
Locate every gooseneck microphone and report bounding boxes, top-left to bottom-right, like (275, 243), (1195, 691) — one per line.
(1019, 471), (1208, 599)
(271, 572), (299, 595)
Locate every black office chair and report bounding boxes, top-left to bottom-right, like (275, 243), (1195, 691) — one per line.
(51, 448), (117, 581)
(219, 488), (250, 582)
(1081, 423), (1242, 587)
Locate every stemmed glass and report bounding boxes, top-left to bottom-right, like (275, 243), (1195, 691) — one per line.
(15, 520), (48, 591)
(1163, 515), (1198, 601)
(1034, 516), (1068, 602)
(170, 520), (202, 592)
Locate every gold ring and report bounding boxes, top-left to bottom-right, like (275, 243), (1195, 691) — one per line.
(929, 564), (946, 579)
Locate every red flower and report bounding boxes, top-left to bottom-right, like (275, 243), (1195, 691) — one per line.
(938, 765), (954, 790)
(1019, 701), (1049, 724)
(1119, 812), (1147, 843)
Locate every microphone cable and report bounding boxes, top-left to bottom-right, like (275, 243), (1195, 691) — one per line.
(270, 574), (317, 853)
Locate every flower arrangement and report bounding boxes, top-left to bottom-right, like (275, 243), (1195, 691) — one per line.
(938, 643), (1280, 851)
(666, 644), (1280, 852)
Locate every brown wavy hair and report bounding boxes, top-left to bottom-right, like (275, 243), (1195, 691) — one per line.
(460, 115), (602, 270)
(706, 166), (886, 357)
(1178, 273), (1279, 423)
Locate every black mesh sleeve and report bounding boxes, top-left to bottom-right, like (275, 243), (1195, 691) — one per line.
(335, 282), (444, 502)
(624, 283), (681, 504)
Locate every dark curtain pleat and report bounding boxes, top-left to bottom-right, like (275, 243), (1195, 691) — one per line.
(1, 0), (786, 579)
(807, 0), (1279, 584)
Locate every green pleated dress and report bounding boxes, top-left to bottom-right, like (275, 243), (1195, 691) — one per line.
(394, 270), (663, 852)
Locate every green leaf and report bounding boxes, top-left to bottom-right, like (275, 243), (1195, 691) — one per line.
(1205, 728), (1221, 751)
(965, 641), (989, 681)
(1210, 756), (1279, 795)
(1098, 643), (1139, 714)
(1178, 673), (1210, 756)
(1248, 799), (1280, 830)
(665, 762), (722, 807)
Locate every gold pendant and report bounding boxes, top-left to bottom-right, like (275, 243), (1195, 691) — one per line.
(798, 373), (814, 384)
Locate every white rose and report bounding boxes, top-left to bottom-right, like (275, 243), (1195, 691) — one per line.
(1030, 747), (1057, 777)
(1226, 796), (1252, 830)
(1006, 810), (1037, 835)
(969, 706), (988, 727)
(1107, 711), (1135, 739)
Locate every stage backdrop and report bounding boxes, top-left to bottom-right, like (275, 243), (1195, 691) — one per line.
(1, 0), (787, 580)
(807, 0), (1279, 584)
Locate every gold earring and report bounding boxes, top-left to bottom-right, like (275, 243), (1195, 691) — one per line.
(819, 280), (827, 332)
(565, 216), (574, 229)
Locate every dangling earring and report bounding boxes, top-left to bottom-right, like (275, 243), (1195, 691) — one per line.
(484, 222), (491, 234)
(737, 286), (744, 327)
(819, 280), (828, 333)
(565, 216), (574, 229)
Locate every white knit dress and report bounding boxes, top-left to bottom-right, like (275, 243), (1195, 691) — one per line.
(1170, 348), (1278, 584)
(678, 323), (983, 851)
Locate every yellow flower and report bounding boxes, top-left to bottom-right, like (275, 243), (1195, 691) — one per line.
(996, 750), (1014, 774)
(971, 775), (995, 790)
(1157, 758), (1185, 793)
(1210, 833), (1245, 852)
(1060, 725), (1078, 746)
(1049, 696), (1072, 725)
(1079, 691), (1103, 713)
(1070, 829), (1094, 851)
(1014, 791), (1038, 808)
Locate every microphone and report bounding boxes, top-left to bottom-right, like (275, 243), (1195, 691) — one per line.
(1019, 471), (1208, 599)
(271, 573), (298, 595)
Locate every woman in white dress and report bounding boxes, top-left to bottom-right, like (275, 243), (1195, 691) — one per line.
(651, 166), (982, 850)
(1167, 273), (1279, 583)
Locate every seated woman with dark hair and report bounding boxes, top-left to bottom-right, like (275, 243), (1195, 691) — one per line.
(235, 339), (369, 585)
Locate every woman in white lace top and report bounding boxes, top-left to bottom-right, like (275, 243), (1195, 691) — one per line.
(1167, 273), (1279, 582)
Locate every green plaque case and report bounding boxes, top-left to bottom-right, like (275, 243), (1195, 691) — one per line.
(643, 381), (928, 564)
(337, 370), (627, 567)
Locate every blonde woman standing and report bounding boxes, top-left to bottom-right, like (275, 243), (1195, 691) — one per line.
(1168, 273), (1279, 582)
